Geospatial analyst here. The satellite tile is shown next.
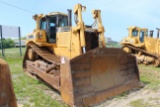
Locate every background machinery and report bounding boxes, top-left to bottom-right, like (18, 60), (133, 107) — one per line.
(121, 26), (160, 66)
(23, 4), (141, 106)
(0, 58), (17, 107)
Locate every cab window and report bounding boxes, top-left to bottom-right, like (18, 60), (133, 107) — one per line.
(58, 16), (68, 27)
(132, 30), (138, 37)
(47, 17), (57, 43)
(140, 31), (144, 42)
(40, 18), (47, 30)
(49, 17), (56, 26)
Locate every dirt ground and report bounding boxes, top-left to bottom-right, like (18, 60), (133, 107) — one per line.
(41, 85), (160, 107)
(97, 87), (160, 107)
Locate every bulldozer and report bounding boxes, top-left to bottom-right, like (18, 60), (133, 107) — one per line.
(121, 26), (160, 66)
(23, 4), (141, 106)
(0, 58), (17, 107)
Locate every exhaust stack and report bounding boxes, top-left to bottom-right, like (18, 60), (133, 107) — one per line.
(67, 9), (72, 26)
(156, 28), (160, 39)
(150, 30), (154, 37)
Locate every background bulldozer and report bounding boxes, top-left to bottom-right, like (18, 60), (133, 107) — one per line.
(121, 26), (160, 66)
(0, 58), (17, 107)
(23, 4), (141, 106)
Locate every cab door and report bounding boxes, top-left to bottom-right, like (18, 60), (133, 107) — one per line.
(46, 17), (57, 43)
(139, 31), (145, 43)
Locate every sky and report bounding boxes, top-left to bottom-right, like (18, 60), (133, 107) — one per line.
(0, 0), (160, 42)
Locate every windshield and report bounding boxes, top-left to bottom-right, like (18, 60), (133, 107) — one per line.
(40, 15), (68, 29)
(132, 30), (138, 37)
(58, 16), (68, 27)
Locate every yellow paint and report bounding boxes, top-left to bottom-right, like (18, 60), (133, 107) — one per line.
(121, 26), (160, 54)
(92, 10), (106, 47)
(26, 3), (106, 59)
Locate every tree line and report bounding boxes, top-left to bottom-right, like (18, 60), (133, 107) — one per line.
(0, 38), (15, 49)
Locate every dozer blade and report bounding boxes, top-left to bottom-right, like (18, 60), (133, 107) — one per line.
(0, 59), (17, 107)
(61, 48), (140, 107)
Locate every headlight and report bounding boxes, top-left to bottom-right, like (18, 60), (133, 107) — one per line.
(121, 39), (128, 42)
(130, 40), (134, 43)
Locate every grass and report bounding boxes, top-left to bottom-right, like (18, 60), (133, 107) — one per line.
(139, 65), (160, 91)
(128, 65), (160, 107)
(129, 99), (151, 107)
(0, 47), (64, 107)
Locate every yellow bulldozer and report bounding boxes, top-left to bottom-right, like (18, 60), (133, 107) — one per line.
(23, 4), (141, 106)
(0, 58), (17, 107)
(121, 26), (160, 67)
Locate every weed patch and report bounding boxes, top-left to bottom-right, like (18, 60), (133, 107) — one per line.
(129, 99), (151, 107)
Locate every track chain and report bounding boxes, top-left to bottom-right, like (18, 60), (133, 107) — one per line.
(122, 44), (160, 66)
(28, 43), (60, 64)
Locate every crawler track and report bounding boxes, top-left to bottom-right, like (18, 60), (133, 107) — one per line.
(23, 43), (61, 91)
(122, 44), (160, 66)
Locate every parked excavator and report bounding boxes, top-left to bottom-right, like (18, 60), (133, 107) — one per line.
(121, 26), (160, 67)
(23, 4), (141, 106)
(0, 58), (17, 107)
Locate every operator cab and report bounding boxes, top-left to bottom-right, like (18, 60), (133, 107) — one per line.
(130, 27), (148, 43)
(40, 13), (68, 43)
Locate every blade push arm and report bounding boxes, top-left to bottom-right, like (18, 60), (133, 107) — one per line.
(73, 4), (86, 53)
(92, 10), (106, 47)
